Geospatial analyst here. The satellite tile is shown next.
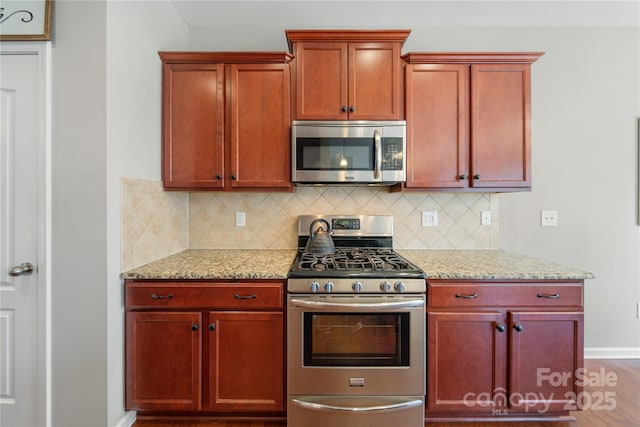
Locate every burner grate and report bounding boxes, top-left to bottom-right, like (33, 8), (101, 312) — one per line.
(296, 248), (414, 272)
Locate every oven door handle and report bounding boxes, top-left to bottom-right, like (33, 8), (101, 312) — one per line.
(289, 298), (424, 310)
(290, 397), (423, 413)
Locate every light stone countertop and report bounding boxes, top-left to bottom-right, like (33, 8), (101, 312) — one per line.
(121, 249), (297, 280)
(397, 249), (594, 280)
(121, 249), (594, 281)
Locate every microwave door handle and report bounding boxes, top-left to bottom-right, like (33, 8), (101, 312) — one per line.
(374, 129), (382, 179)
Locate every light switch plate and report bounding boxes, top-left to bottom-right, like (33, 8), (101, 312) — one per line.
(422, 211), (438, 227)
(236, 211), (246, 227)
(481, 211), (491, 225)
(541, 210), (558, 227)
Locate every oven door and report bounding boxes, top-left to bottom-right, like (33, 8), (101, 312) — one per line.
(287, 294), (425, 396)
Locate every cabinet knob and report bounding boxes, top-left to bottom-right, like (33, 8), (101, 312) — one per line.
(231, 174), (237, 180)
(349, 106), (355, 113)
(496, 324), (506, 333)
(191, 323), (199, 331)
(208, 323), (216, 331)
(473, 174), (481, 180)
(514, 324), (524, 332)
(459, 174), (467, 180)
(215, 174), (222, 180)
(341, 106), (348, 112)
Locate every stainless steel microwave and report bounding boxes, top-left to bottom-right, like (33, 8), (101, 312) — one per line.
(292, 120), (406, 185)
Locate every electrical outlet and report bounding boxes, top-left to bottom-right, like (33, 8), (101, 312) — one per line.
(422, 211), (438, 227)
(235, 211), (246, 227)
(541, 210), (558, 227)
(481, 211), (491, 226)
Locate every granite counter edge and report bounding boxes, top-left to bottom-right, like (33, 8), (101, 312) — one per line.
(121, 272), (290, 281)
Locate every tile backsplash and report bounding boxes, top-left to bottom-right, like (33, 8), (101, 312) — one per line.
(121, 178), (499, 269)
(121, 178), (188, 271)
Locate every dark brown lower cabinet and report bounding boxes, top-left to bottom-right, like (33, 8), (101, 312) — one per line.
(126, 311), (203, 411)
(508, 311), (583, 414)
(427, 311), (506, 413)
(426, 280), (584, 421)
(207, 311), (284, 411)
(125, 280), (285, 414)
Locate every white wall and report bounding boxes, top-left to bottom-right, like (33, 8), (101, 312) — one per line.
(50, 1), (108, 425)
(50, 1), (187, 426)
(106, 1), (188, 425)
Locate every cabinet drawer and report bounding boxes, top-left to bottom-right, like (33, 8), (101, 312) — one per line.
(125, 282), (284, 310)
(428, 281), (583, 309)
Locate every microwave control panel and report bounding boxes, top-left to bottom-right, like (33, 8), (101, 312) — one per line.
(382, 138), (404, 170)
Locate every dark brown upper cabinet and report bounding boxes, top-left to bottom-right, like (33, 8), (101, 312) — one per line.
(286, 30), (410, 120)
(402, 52), (543, 191)
(159, 52), (294, 191)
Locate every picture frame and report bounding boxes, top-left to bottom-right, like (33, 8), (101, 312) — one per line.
(0, 0), (53, 41)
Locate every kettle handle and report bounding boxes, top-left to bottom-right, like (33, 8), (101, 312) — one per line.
(309, 218), (331, 238)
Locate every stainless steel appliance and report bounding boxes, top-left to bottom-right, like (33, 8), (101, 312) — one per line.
(291, 121), (406, 185)
(287, 215), (426, 427)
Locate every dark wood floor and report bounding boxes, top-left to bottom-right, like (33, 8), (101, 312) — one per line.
(134, 359), (639, 427)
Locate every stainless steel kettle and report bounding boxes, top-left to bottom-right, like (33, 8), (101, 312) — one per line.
(304, 218), (336, 255)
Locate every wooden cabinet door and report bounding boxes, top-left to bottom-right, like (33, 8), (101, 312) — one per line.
(470, 64), (532, 188)
(206, 311), (284, 411)
(126, 311), (202, 411)
(229, 63), (292, 189)
(293, 42), (348, 120)
(162, 63), (225, 189)
(293, 42), (401, 120)
(348, 43), (402, 120)
(405, 64), (468, 188)
(509, 311), (584, 413)
(427, 311), (507, 413)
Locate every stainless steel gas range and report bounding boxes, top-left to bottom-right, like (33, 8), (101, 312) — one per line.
(287, 215), (426, 427)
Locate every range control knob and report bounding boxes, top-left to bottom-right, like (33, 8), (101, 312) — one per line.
(394, 281), (406, 293)
(380, 281), (392, 292)
(352, 281), (363, 292)
(309, 281), (320, 293)
(324, 282), (334, 293)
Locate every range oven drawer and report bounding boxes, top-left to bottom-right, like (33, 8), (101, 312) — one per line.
(288, 396), (424, 427)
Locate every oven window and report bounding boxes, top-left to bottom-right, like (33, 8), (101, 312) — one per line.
(297, 138), (374, 170)
(303, 312), (409, 366)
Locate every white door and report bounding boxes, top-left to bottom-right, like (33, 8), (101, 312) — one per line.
(0, 46), (46, 427)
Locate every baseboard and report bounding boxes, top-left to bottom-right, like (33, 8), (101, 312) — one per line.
(584, 347), (640, 359)
(115, 411), (136, 427)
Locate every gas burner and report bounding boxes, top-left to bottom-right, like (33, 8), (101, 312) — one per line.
(288, 215), (426, 292)
(312, 263), (326, 272)
(296, 247), (415, 273)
